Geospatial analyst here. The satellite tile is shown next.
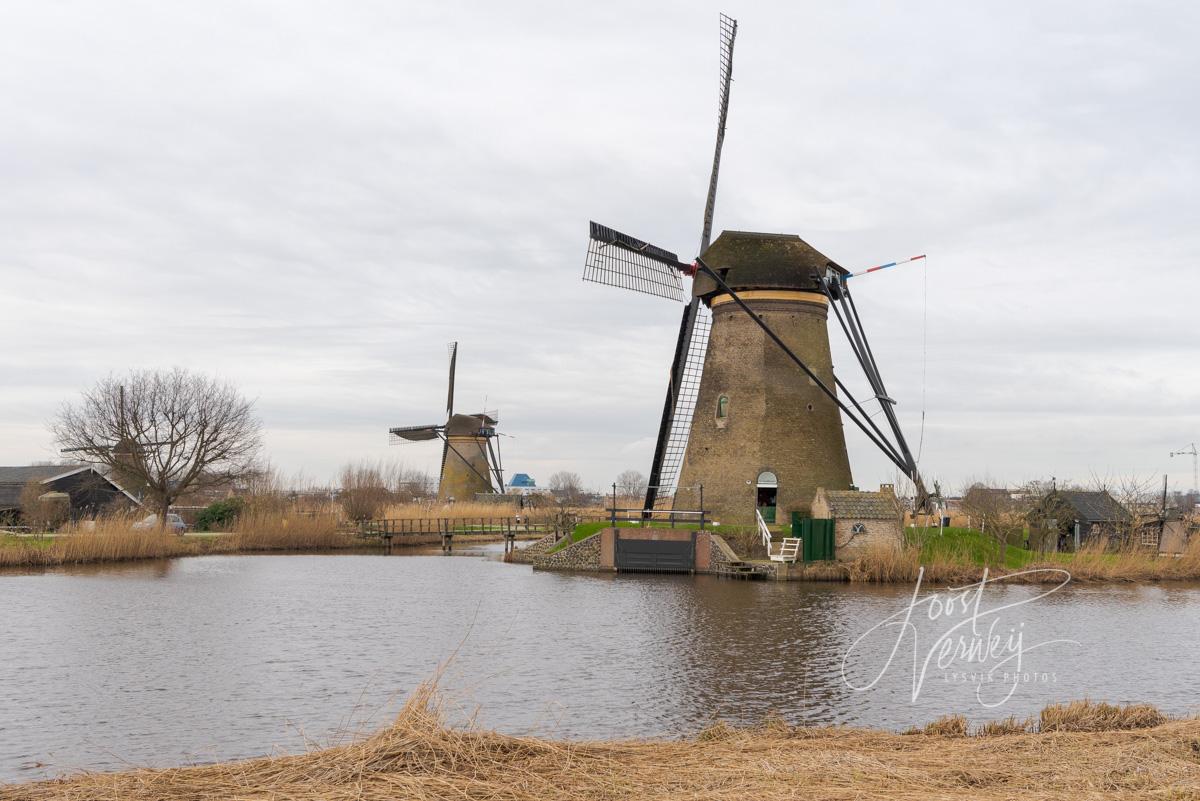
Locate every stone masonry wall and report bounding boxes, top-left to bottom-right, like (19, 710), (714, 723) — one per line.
(507, 531), (558, 564)
(835, 518), (902, 559)
(708, 533), (741, 567)
(532, 533), (603, 571)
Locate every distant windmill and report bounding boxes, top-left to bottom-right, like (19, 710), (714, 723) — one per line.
(581, 14), (930, 523)
(389, 343), (504, 500)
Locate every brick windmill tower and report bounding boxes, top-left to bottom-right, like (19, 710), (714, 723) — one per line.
(674, 232), (853, 523)
(389, 343), (504, 501)
(581, 15), (927, 524)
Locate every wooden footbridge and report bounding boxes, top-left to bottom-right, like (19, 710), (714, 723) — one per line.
(357, 515), (592, 554)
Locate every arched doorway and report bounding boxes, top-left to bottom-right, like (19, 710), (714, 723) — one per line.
(756, 471), (778, 523)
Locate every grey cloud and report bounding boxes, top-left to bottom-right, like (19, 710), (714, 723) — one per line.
(1, 0), (1197, 492)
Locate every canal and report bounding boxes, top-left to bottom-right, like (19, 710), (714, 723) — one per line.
(2, 545), (1198, 781)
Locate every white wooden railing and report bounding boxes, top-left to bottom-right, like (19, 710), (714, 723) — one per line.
(756, 509), (772, 551)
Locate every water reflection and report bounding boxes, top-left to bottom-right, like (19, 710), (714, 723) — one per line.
(0, 553), (1197, 780)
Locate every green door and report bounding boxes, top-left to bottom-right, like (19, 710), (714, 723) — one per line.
(756, 472), (777, 524)
(791, 514), (835, 562)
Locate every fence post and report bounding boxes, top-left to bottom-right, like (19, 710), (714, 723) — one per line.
(611, 483), (617, 529)
(699, 484), (705, 530)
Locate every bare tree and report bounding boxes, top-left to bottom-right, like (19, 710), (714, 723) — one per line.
(1090, 471), (1158, 547)
(960, 481), (1025, 564)
(548, 471), (584, 504)
(339, 461), (392, 521)
(389, 463), (434, 500)
(52, 369), (262, 527)
(615, 469), (647, 500)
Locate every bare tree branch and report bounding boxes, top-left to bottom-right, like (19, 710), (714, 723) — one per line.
(51, 369), (262, 527)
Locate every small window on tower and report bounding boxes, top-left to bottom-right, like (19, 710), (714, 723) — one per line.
(851, 522), (866, 535)
(716, 395), (729, 419)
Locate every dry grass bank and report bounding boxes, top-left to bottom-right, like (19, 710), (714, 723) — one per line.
(3, 691), (1196, 801)
(0, 518), (194, 568)
(0, 512), (357, 569)
(229, 510), (353, 552)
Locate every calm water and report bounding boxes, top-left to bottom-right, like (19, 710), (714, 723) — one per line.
(2, 545), (1199, 780)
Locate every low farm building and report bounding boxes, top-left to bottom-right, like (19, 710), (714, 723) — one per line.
(811, 486), (903, 559)
(0, 464), (138, 523)
(1028, 489), (1130, 550)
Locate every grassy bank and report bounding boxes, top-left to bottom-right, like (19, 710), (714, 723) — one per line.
(3, 690), (1195, 801)
(550, 523), (1200, 583)
(769, 527), (1200, 584)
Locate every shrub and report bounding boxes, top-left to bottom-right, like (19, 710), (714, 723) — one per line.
(195, 497), (244, 532)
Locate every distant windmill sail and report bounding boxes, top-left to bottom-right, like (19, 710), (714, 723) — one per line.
(441, 342), (457, 483)
(446, 341), (457, 416)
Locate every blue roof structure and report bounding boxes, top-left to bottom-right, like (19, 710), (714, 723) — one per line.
(509, 473), (536, 487)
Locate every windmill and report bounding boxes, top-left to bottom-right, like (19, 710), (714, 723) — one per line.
(389, 343), (504, 501)
(581, 14), (930, 523)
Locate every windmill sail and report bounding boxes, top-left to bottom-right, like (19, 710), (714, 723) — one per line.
(644, 13), (737, 511)
(648, 304), (711, 503)
(446, 341), (457, 416)
(440, 342), (458, 490)
(583, 222), (688, 302)
(700, 13), (737, 253)
(389, 424), (444, 442)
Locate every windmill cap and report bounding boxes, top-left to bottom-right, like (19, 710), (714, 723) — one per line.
(446, 412), (497, 436)
(693, 230), (847, 299)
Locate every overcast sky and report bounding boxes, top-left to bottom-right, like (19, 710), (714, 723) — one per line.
(2, 1), (1198, 494)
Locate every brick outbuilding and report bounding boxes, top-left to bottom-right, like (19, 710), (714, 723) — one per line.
(811, 486), (903, 559)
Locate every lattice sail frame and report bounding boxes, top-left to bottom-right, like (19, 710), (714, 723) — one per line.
(580, 220), (712, 501)
(583, 221), (688, 303)
(650, 303), (711, 505)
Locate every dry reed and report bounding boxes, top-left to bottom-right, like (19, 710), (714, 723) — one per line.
(0, 518), (192, 568)
(906, 713), (970, 736)
(0, 512), (359, 569)
(1039, 700), (1169, 733)
(229, 510), (353, 552)
(975, 716), (1033, 736)
(2, 689), (1195, 801)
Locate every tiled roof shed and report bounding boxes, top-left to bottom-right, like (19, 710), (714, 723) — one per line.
(820, 489), (899, 519)
(0, 464), (137, 513)
(0, 465), (93, 508)
(1056, 490), (1129, 524)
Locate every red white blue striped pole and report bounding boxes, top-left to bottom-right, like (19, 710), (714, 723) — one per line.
(842, 254), (926, 281)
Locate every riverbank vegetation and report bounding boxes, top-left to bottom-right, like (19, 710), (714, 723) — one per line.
(0, 511), (352, 569)
(814, 526), (1200, 584)
(228, 510), (355, 552)
(3, 688), (1195, 801)
(553, 522), (1200, 584)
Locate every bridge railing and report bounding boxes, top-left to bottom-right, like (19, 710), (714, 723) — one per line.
(356, 514), (609, 539)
